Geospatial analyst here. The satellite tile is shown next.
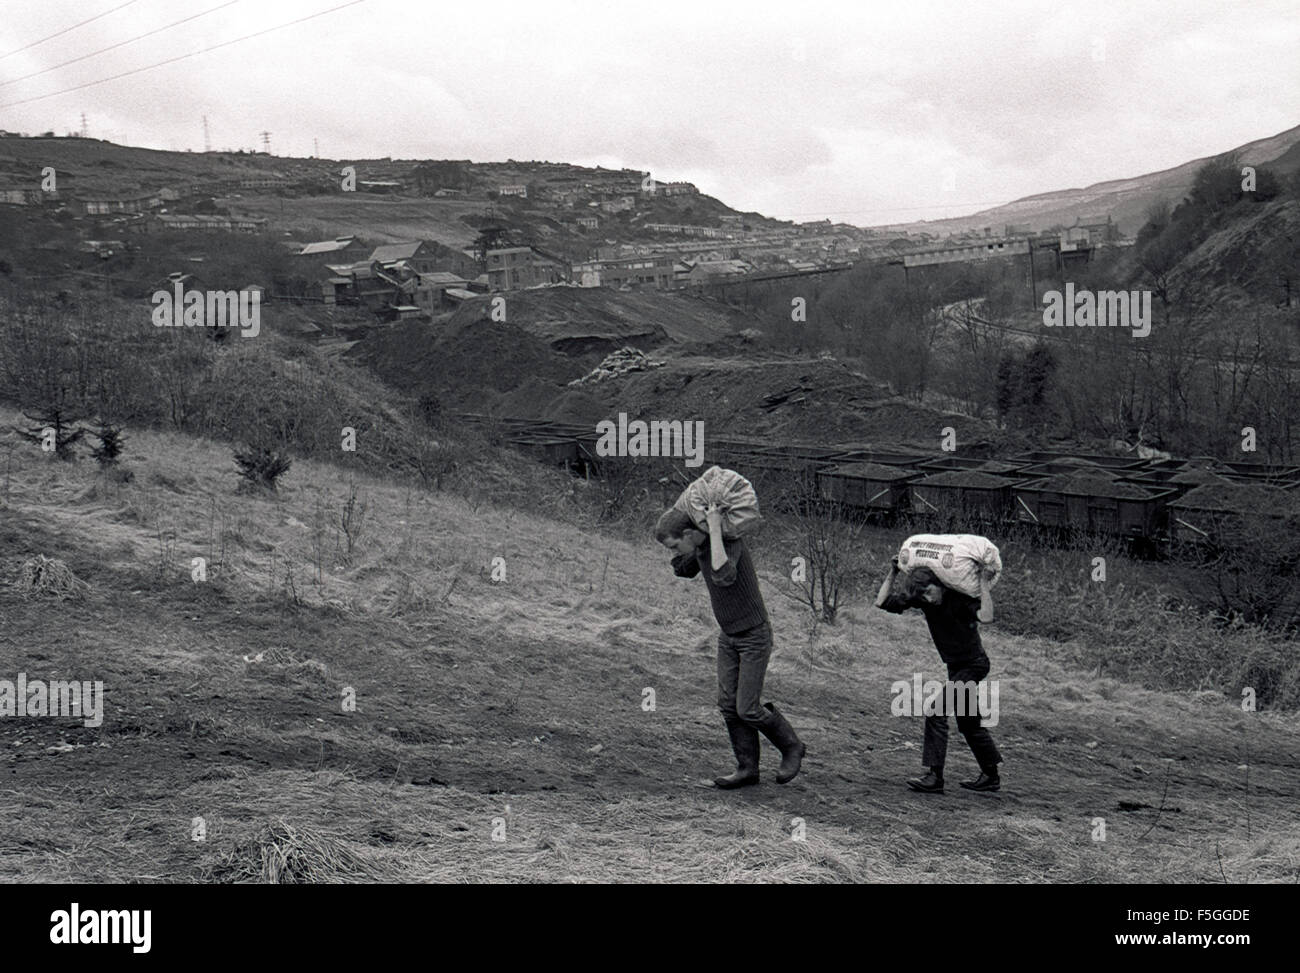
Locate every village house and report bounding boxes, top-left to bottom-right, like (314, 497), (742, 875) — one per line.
(152, 213), (268, 232)
(315, 259), (408, 313)
(574, 254), (676, 289)
(599, 195), (636, 214)
(0, 187), (48, 205)
(497, 184), (528, 198)
(1064, 214), (1118, 247)
(685, 258), (752, 283)
(415, 271), (472, 312)
(644, 223), (727, 238)
(291, 236), (370, 277)
(303, 257), (466, 317)
(485, 246), (569, 291)
(368, 240), (442, 275)
(79, 192), (163, 215)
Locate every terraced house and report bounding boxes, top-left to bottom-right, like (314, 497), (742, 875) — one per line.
(573, 254), (676, 289)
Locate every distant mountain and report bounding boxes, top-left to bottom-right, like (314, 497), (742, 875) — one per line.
(892, 122), (1300, 238)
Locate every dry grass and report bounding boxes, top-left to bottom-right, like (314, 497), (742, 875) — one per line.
(0, 405), (1297, 884)
(18, 555), (89, 601)
(202, 818), (390, 884)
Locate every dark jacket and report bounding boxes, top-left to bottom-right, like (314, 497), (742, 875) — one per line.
(671, 536), (768, 635)
(919, 588), (987, 669)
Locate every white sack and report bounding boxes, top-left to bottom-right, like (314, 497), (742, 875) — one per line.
(896, 534), (1001, 598)
(673, 466), (762, 539)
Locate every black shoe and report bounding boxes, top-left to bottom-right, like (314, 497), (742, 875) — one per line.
(714, 719), (761, 789)
(906, 770), (944, 793)
(960, 771), (1001, 792)
(756, 702), (806, 784)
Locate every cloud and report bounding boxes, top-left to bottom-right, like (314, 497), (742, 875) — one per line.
(3, 0), (1298, 223)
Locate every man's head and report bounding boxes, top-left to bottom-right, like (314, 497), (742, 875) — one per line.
(906, 567), (946, 606)
(655, 507), (707, 556)
(879, 563), (946, 613)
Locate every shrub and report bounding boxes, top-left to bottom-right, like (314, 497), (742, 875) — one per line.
(233, 443), (292, 490)
(89, 421), (127, 467)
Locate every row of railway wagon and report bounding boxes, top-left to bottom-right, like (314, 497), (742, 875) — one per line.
(458, 414), (1300, 546)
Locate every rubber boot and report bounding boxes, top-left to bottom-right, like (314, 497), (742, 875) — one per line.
(714, 718), (760, 789)
(756, 702), (806, 784)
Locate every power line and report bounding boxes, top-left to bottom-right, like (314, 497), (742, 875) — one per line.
(0, 0), (143, 61)
(0, 0), (242, 89)
(0, 0), (369, 110)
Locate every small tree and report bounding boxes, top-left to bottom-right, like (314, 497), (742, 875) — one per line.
(417, 391), (442, 426)
(89, 420), (127, 467)
(413, 437), (457, 491)
(339, 481), (368, 561)
(15, 406), (84, 460)
(1178, 496), (1300, 631)
(785, 499), (877, 623)
(233, 442), (292, 490)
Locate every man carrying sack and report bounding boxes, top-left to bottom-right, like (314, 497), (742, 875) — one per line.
(876, 535), (1003, 794)
(655, 467), (806, 789)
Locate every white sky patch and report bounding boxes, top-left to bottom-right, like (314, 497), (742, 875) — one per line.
(0, 0), (1296, 223)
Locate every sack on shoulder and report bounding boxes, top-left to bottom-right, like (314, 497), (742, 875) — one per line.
(673, 466), (762, 539)
(896, 534), (1001, 599)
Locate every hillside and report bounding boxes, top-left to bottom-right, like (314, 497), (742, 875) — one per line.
(346, 286), (1003, 446)
(1, 409), (1295, 882)
(230, 195), (493, 249)
(0, 136), (789, 262)
(894, 122), (1300, 238)
(1152, 197), (1300, 310)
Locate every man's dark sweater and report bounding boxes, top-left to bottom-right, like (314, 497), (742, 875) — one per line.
(671, 536), (768, 635)
(919, 588), (987, 668)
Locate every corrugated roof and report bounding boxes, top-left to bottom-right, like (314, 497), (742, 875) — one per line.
(370, 241), (425, 263)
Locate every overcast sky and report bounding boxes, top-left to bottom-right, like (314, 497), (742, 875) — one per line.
(2, 0), (1298, 225)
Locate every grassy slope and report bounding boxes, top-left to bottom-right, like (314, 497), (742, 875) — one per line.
(229, 195), (488, 248)
(0, 410), (1296, 883)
